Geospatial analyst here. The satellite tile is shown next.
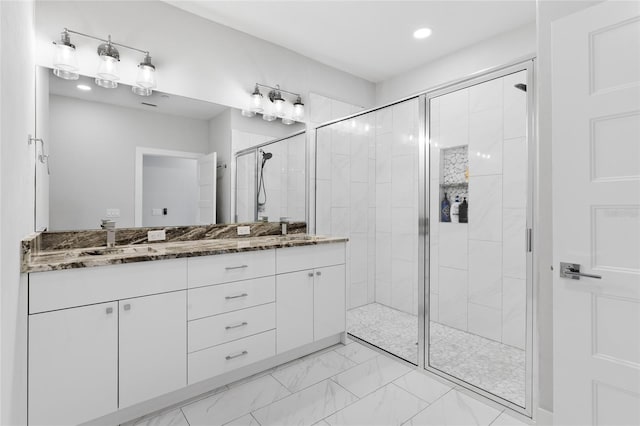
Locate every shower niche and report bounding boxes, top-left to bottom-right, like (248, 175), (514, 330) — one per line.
(439, 145), (468, 223)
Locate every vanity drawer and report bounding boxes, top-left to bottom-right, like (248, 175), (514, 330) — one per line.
(188, 303), (276, 353)
(276, 243), (345, 274)
(187, 251), (275, 288)
(187, 276), (275, 320)
(188, 330), (276, 384)
(29, 258), (187, 314)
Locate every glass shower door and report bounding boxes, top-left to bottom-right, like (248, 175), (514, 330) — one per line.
(315, 98), (421, 364)
(427, 67), (531, 410)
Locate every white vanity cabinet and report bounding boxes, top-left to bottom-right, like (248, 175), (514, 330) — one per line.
(275, 244), (346, 354)
(29, 302), (118, 426)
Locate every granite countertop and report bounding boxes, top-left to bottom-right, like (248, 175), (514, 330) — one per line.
(23, 234), (348, 273)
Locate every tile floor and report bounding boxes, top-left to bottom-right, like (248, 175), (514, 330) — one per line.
(130, 338), (529, 426)
(347, 303), (526, 406)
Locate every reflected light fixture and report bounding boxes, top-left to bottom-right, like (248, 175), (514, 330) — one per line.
(76, 84), (91, 91)
(52, 29), (79, 80)
(249, 83), (304, 125)
(132, 53), (156, 96)
(413, 27), (432, 39)
(95, 36), (120, 88)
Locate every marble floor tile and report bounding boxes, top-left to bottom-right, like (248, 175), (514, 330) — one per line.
(271, 350), (356, 393)
(224, 414), (260, 426)
(334, 342), (380, 364)
(252, 380), (358, 426)
(181, 375), (290, 426)
(133, 408), (189, 426)
(348, 303), (525, 406)
(325, 383), (428, 426)
(403, 390), (502, 426)
(490, 412), (530, 426)
(393, 370), (452, 403)
(333, 355), (412, 398)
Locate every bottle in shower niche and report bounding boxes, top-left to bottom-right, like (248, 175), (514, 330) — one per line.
(440, 192), (451, 222)
(451, 195), (461, 223)
(459, 197), (468, 223)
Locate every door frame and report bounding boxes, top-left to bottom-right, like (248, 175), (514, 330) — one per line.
(134, 147), (204, 227)
(420, 59), (536, 417)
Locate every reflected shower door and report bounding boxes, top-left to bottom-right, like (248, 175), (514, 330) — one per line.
(427, 68), (531, 410)
(315, 98), (421, 364)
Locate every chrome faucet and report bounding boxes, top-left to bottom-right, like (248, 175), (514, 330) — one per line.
(100, 219), (116, 248)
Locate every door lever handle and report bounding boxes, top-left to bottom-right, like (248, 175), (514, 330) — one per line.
(560, 262), (602, 280)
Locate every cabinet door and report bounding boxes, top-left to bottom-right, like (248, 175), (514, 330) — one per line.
(29, 302), (118, 426)
(119, 291), (187, 408)
(276, 270), (314, 353)
(314, 264), (346, 341)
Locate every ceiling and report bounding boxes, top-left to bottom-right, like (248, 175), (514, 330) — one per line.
(49, 72), (228, 120)
(166, 1), (536, 83)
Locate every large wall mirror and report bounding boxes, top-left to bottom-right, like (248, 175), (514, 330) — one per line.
(34, 66), (305, 231)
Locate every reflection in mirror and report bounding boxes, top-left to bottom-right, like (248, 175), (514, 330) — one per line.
(35, 66), (304, 231)
(234, 132), (306, 223)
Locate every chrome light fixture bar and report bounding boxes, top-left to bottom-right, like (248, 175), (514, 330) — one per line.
(52, 28), (157, 96)
(245, 83), (304, 125)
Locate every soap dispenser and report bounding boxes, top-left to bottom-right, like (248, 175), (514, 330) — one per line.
(459, 197), (468, 223)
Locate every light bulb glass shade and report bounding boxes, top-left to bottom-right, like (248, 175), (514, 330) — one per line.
(95, 78), (118, 89)
(273, 98), (285, 117)
(250, 87), (263, 112)
(281, 117), (295, 125)
(241, 109), (256, 118)
(53, 44), (79, 80)
(262, 114), (277, 122)
(131, 86), (152, 96)
(96, 54), (120, 86)
(136, 63), (156, 89)
(293, 97), (304, 121)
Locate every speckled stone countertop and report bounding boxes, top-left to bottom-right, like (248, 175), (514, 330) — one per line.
(22, 223), (347, 273)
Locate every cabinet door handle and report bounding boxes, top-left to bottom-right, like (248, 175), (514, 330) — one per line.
(225, 321), (248, 330)
(308, 272), (314, 277)
(123, 304), (131, 311)
(106, 307), (113, 314)
(225, 265), (248, 270)
(225, 293), (248, 300)
(316, 271), (322, 276)
(225, 350), (248, 360)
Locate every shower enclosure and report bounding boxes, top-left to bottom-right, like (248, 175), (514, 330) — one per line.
(314, 60), (534, 415)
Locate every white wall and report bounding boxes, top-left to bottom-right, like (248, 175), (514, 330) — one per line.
(375, 23), (536, 105)
(142, 156), (198, 226)
(35, 66), (50, 231)
(208, 110), (232, 224)
(34, 1), (376, 114)
(0, 1), (35, 424)
(535, 0), (602, 414)
(49, 95), (209, 229)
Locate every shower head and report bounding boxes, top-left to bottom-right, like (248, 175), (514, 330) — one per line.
(514, 83), (527, 92)
(262, 151), (273, 160)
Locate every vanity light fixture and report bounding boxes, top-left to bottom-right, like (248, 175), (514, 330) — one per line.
(248, 83), (304, 125)
(52, 29), (79, 80)
(413, 27), (433, 39)
(52, 28), (157, 95)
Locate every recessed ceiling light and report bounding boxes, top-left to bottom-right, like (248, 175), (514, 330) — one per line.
(413, 27), (432, 40)
(76, 84), (91, 91)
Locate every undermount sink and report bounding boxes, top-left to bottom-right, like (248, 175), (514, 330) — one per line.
(77, 245), (158, 257)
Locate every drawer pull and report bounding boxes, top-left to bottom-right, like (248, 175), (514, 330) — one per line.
(225, 350), (248, 360)
(225, 265), (249, 271)
(225, 321), (248, 330)
(225, 293), (248, 300)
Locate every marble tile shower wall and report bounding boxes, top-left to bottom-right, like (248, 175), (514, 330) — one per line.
(314, 97), (420, 316)
(429, 71), (528, 349)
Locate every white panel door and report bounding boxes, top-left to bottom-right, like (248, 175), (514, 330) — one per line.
(197, 152), (217, 224)
(314, 264), (346, 340)
(276, 269), (314, 353)
(119, 291), (187, 408)
(29, 302), (118, 426)
(552, 2), (640, 425)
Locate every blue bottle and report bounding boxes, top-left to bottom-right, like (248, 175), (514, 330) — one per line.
(440, 192), (451, 222)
